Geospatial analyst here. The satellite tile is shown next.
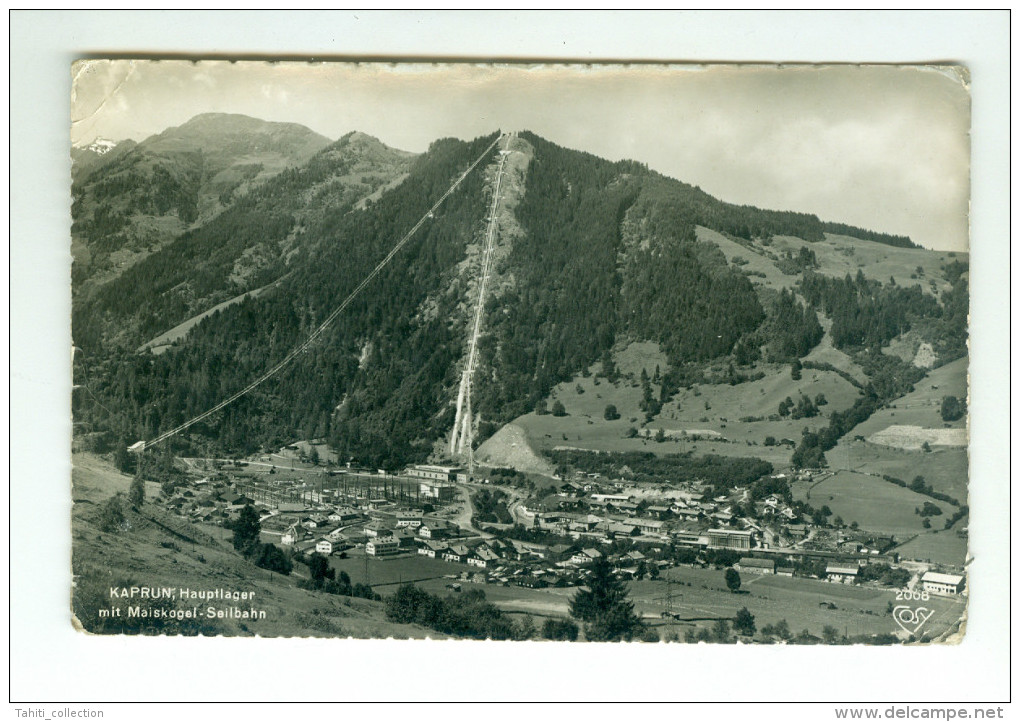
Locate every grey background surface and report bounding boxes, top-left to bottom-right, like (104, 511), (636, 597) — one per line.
(9, 10), (1009, 704)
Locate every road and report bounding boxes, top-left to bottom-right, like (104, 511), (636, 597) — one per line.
(452, 482), (492, 539)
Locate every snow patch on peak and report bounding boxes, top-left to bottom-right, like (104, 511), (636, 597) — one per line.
(85, 138), (117, 154)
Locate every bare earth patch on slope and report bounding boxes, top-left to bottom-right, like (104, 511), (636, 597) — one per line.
(475, 422), (555, 476)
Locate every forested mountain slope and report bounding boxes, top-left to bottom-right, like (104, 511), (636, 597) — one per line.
(72, 123), (966, 474)
(73, 128), (415, 351)
(71, 113), (335, 293)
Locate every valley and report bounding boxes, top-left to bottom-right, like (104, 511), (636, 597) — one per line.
(70, 116), (970, 643)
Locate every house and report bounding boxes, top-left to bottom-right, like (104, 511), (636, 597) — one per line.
(515, 575), (548, 589)
(419, 522), (453, 539)
(864, 535), (897, 554)
(785, 524), (810, 540)
(395, 511), (424, 528)
(281, 527), (300, 546)
(392, 529), (418, 548)
(624, 550), (647, 563)
(590, 493), (630, 504)
(315, 539), (333, 555)
(364, 520), (390, 537)
(571, 548), (603, 565)
(328, 507), (361, 523)
(636, 519), (666, 535)
(735, 557), (775, 575)
(327, 527), (346, 542)
(826, 565), (860, 584)
(443, 544), (471, 564)
(776, 566), (795, 577)
(468, 548), (500, 568)
(921, 571), (965, 596)
(605, 522), (638, 537)
(672, 531), (707, 548)
(365, 537), (400, 556)
(548, 544), (573, 560)
(508, 540), (542, 561)
(221, 491), (250, 506)
(706, 528), (753, 550)
(417, 540), (448, 559)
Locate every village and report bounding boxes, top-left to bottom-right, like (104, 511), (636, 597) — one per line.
(158, 450), (966, 610)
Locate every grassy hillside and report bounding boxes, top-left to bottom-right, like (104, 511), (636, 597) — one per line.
(517, 356), (860, 468)
(71, 453), (439, 638)
(793, 470), (936, 537)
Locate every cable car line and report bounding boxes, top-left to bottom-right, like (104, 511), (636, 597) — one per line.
(130, 133), (506, 453)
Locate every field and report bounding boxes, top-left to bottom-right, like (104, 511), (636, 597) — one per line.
(791, 470), (936, 537)
(822, 355), (969, 506)
(893, 530), (969, 566)
(696, 226), (963, 301)
(829, 441), (969, 508)
(803, 314), (868, 384)
(868, 425), (967, 451)
(697, 227), (798, 294)
(328, 550), (464, 590)
(635, 565), (963, 642)
(848, 357), (969, 440)
(366, 559), (964, 642)
(515, 351), (862, 468)
(770, 233), (960, 295)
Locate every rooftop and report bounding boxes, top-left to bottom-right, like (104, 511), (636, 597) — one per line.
(921, 571), (964, 585)
(826, 565), (860, 575)
(410, 464), (463, 473)
(708, 528), (752, 537)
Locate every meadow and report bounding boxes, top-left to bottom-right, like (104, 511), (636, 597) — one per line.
(792, 470), (937, 537)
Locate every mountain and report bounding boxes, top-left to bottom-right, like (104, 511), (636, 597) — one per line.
(71, 124), (967, 479)
(71, 137), (137, 181)
(71, 113), (335, 293)
(72, 128), (416, 353)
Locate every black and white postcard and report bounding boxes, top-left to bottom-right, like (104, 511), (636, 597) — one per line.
(69, 60), (971, 645)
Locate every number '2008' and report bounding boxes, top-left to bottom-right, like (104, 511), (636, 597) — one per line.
(896, 589), (930, 601)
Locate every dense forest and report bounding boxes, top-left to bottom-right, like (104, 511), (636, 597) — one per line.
(799, 267), (967, 361)
(75, 133), (501, 466)
(820, 221), (917, 248)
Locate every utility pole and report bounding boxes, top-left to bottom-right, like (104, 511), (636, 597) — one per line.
(664, 572), (676, 637)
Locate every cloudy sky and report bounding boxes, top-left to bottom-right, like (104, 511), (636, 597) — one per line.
(71, 60), (970, 252)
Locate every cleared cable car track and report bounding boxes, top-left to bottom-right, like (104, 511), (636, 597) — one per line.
(131, 133), (506, 453)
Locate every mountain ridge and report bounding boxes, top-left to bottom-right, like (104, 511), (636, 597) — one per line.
(71, 123), (967, 477)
